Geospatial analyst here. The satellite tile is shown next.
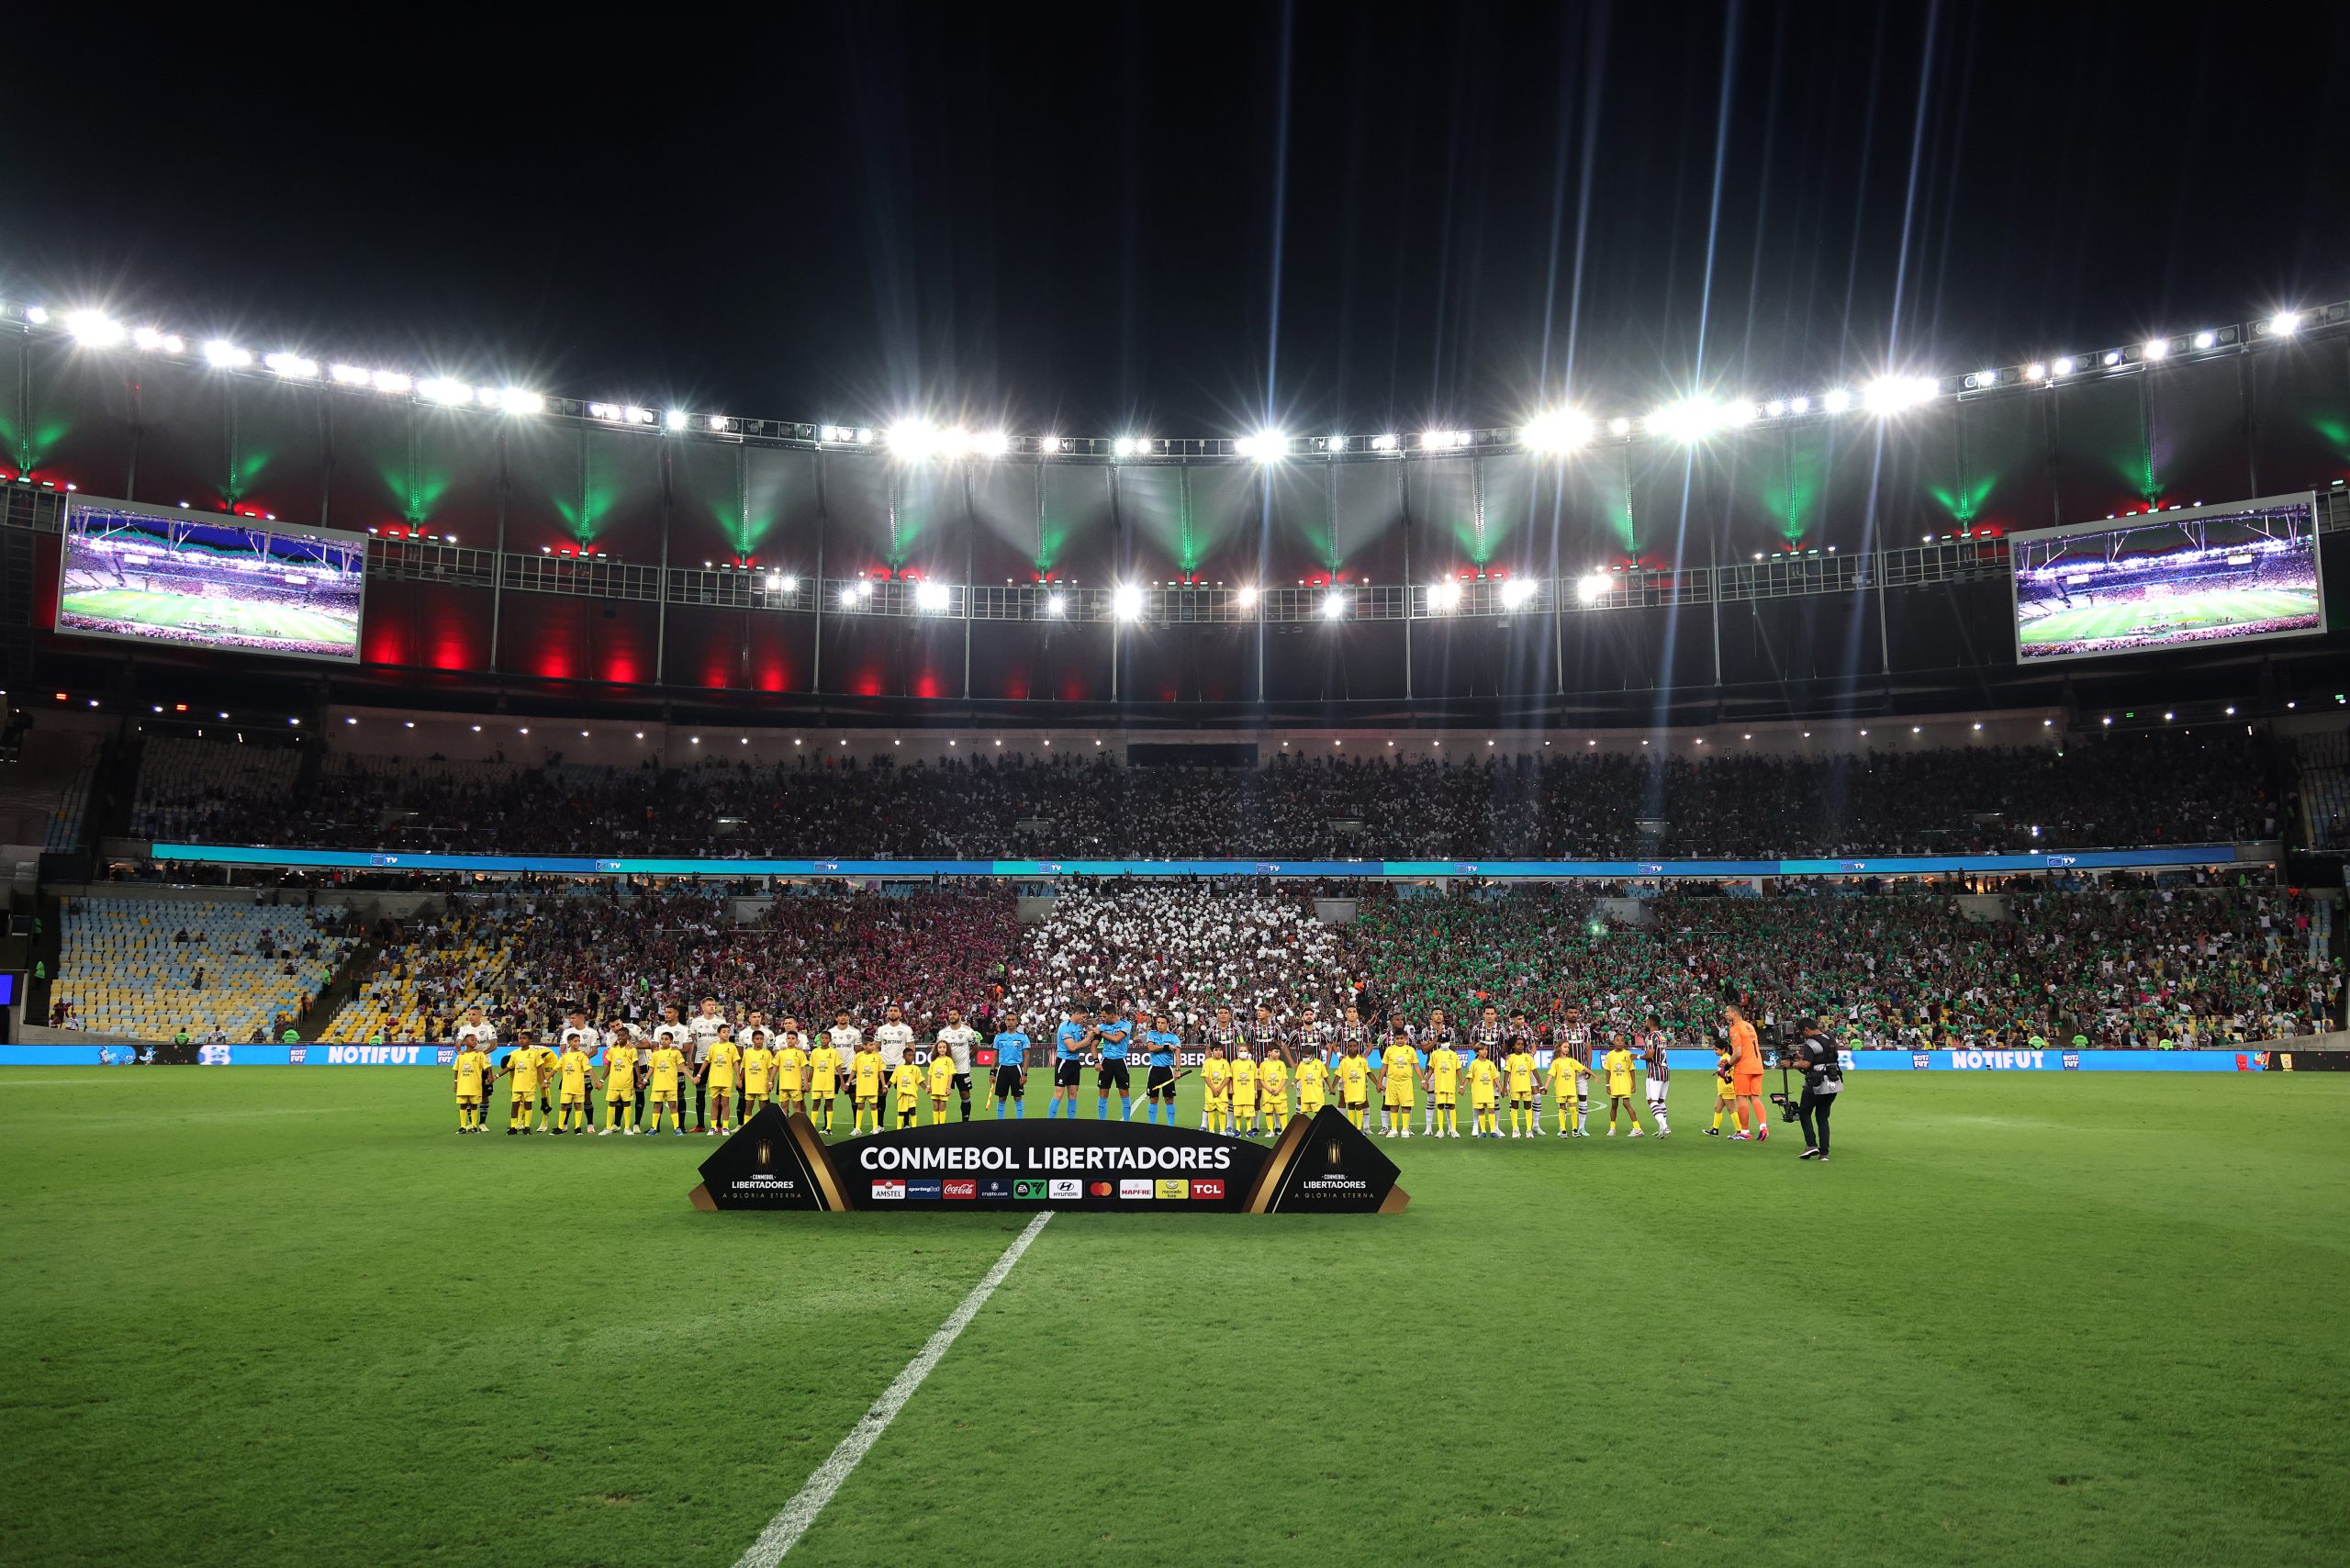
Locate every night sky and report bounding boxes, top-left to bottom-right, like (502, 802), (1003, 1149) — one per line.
(6, 0), (2345, 439)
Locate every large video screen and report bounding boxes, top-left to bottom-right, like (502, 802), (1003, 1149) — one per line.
(2010, 493), (2325, 664)
(56, 498), (365, 663)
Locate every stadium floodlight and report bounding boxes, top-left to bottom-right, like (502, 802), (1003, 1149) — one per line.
(1420, 429), (1472, 450)
(65, 309), (126, 347)
(1323, 435), (1346, 454)
(975, 430), (1011, 457)
(1576, 574), (1609, 604)
(1321, 589), (1348, 619)
(264, 352), (319, 378)
(1235, 584), (1258, 608)
(937, 428), (975, 458)
(1113, 584), (1146, 620)
(1973, 369), (1997, 386)
(2192, 330), (2217, 350)
(2023, 362), (2047, 382)
(1521, 409), (1595, 454)
(1236, 430), (1289, 461)
(1763, 398), (1787, 418)
(707, 414), (729, 431)
(1820, 388), (1853, 413)
(1499, 577), (1539, 610)
(330, 363), (372, 386)
(2101, 351), (2122, 367)
(1644, 398), (1725, 442)
(914, 579), (951, 612)
(500, 389), (544, 416)
(203, 339), (252, 367)
(132, 326), (185, 353)
(1428, 579), (1462, 612)
(886, 421), (939, 458)
(1370, 432), (1400, 451)
(23, 305), (48, 323)
(372, 370), (411, 394)
(621, 405), (653, 424)
(764, 571), (784, 590)
(1788, 396), (1811, 414)
(1037, 435), (1063, 454)
(2051, 356), (2076, 376)
(855, 577), (874, 598)
(2143, 338), (2169, 361)
(1863, 375), (1937, 414)
(2266, 310), (2301, 336)
(665, 409), (689, 431)
(1046, 592), (1068, 617)
(779, 574), (799, 593)
(419, 377), (469, 404)
(1112, 436), (1137, 456)
(837, 587), (857, 609)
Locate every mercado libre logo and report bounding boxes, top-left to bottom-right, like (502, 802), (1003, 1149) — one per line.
(690, 1106), (1407, 1215)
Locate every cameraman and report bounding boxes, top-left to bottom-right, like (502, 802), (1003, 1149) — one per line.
(1787, 1017), (1843, 1162)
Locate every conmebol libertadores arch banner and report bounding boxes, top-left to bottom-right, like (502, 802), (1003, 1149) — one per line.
(690, 1104), (1406, 1215)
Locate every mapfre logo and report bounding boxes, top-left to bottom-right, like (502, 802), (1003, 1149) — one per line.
(1190, 1180), (1225, 1200)
(1118, 1179), (1153, 1200)
(870, 1181), (907, 1202)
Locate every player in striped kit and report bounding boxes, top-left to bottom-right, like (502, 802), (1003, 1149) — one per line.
(1641, 1025), (1673, 1137)
(1203, 1008), (1250, 1131)
(1333, 1006), (1376, 1128)
(1415, 1008), (1456, 1135)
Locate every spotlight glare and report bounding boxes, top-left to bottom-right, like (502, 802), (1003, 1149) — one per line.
(1370, 432), (1400, 451)
(887, 421), (939, 459)
(1113, 584), (1145, 620)
(1112, 436), (1137, 457)
(1428, 579), (1462, 612)
(2052, 356), (2076, 376)
(2267, 311), (2300, 336)
(263, 352), (319, 378)
(499, 388), (544, 416)
(66, 309), (126, 346)
(1575, 573), (1609, 604)
(665, 409), (689, 431)
(855, 577), (874, 598)
(1419, 429), (1470, 450)
(2192, 330), (2217, 350)
(1235, 585), (1259, 608)
(1323, 435), (1346, 454)
(1037, 435), (1063, 454)
(1521, 409), (1595, 454)
(1236, 430), (1289, 461)
(203, 339), (252, 368)
(1046, 592), (1068, 617)
(1606, 416), (1633, 436)
(779, 574), (799, 593)
(914, 579), (951, 611)
(1863, 375), (1938, 414)
(1499, 577), (1538, 610)
(329, 363), (371, 385)
(1321, 589), (1347, 619)
(1821, 388), (1853, 413)
(2023, 362), (2048, 382)
(372, 370), (411, 394)
(1787, 396), (1810, 415)
(2143, 338), (2169, 361)
(975, 430), (1010, 457)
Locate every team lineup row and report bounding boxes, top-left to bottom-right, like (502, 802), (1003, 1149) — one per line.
(443, 996), (1790, 1144)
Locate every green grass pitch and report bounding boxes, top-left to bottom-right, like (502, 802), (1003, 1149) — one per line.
(58, 588), (357, 648)
(2018, 586), (2318, 647)
(4, 1069), (2346, 1567)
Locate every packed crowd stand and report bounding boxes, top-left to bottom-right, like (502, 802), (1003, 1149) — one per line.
(325, 876), (2335, 1059)
(125, 727), (2286, 860)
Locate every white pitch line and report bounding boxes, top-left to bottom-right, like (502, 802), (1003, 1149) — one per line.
(733, 1210), (1054, 1567)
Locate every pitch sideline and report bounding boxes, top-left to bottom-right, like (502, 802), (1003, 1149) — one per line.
(730, 1210), (1055, 1566)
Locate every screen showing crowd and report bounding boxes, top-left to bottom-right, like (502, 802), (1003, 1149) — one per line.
(56, 498), (365, 663)
(2010, 494), (2324, 664)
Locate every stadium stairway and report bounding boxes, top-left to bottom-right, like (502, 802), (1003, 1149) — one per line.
(305, 935), (381, 1041)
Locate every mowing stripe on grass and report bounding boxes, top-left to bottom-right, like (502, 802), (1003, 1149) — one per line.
(731, 1211), (1054, 1567)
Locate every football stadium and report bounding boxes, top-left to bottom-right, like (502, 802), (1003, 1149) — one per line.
(4, 7), (2350, 1566)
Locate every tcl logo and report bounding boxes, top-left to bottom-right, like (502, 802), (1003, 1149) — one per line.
(1190, 1180), (1225, 1201)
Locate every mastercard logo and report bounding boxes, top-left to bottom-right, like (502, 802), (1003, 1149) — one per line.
(1088, 1182), (1113, 1197)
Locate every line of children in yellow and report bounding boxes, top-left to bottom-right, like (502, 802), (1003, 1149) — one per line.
(453, 1017), (1729, 1142)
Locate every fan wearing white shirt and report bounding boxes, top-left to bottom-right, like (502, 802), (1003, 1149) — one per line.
(934, 1008), (979, 1122)
(687, 998), (731, 1132)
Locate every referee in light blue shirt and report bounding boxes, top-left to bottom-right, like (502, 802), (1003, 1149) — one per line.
(990, 1017), (1031, 1118)
(1095, 1003), (1134, 1121)
(1050, 1005), (1093, 1120)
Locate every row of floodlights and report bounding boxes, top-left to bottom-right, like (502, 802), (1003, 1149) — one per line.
(28, 300), (2321, 457)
